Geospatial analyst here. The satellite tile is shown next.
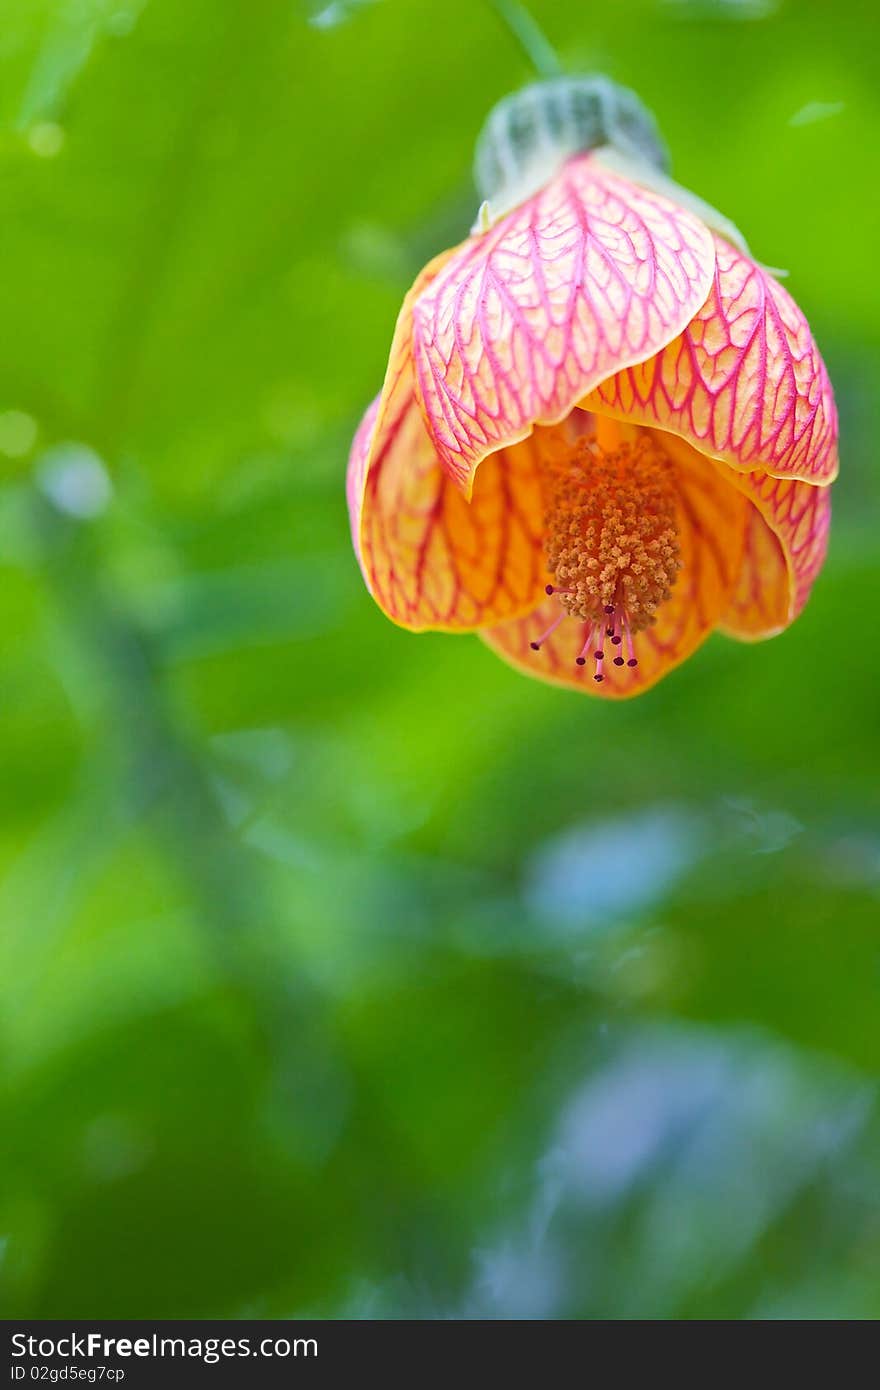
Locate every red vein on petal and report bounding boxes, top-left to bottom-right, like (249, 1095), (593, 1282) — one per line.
(588, 237), (838, 484)
(411, 155), (716, 494)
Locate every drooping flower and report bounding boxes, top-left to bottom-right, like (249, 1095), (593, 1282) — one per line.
(347, 77), (837, 697)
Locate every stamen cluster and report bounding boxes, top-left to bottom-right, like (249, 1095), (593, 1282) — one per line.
(543, 434), (681, 631)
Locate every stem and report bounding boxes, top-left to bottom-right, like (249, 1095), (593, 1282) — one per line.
(30, 488), (343, 1157)
(487, 0), (562, 79)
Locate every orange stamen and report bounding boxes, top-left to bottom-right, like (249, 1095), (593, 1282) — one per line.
(542, 434), (682, 635)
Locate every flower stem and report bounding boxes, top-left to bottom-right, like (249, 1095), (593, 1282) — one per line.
(487, 0), (563, 79)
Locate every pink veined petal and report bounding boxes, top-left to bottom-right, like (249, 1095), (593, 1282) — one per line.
(587, 236), (838, 485)
(719, 468), (831, 637)
(347, 254), (567, 631)
(411, 154), (717, 497)
(347, 395), (380, 577)
(347, 387), (548, 631)
(720, 503), (790, 639)
(652, 428), (831, 639)
(348, 248), (457, 583)
(348, 248), (570, 632)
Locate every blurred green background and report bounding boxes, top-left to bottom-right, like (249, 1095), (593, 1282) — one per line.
(1, 0), (878, 1320)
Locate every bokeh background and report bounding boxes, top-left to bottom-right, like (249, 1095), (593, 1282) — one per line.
(1, 0), (879, 1320)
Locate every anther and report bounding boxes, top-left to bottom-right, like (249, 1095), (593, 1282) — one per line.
(575, 626), (595, 667)
(530, 611), (566, 650)
(623, 613), (638, 669)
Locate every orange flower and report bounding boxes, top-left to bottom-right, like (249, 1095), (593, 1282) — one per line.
(347, 78), (837, 697)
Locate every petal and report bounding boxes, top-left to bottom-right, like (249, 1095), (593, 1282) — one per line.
(718, 501), (789, 640)
(411, 154), (717, 496)
(349, 390), (548, 630)
(348, 248), (456, 580)
(718, 468), (831, 639)
(481, 425), (748, 698)
(349, 248), (550, 631)
(586, 236), (838, 484)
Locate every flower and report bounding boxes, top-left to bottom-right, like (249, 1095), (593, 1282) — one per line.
(347, 77), (837, 698)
